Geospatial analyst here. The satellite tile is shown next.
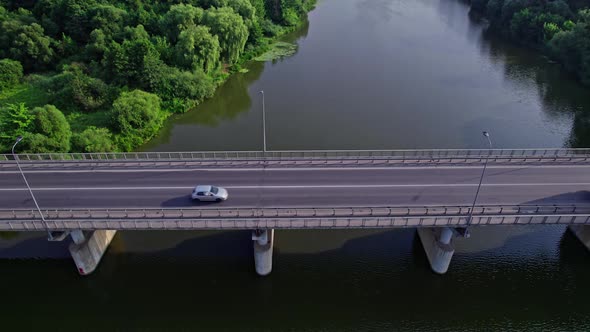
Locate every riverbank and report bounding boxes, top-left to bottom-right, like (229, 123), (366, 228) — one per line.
(0, 0), (316, 153)
(468, 0), (590, 86)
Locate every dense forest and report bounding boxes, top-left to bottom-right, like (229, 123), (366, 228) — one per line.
(0, 0), (315, 153)
(469, 0), (590, 85)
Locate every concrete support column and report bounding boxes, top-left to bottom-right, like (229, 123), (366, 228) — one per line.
(70, 230), (86, 245)
(252, 229), (274, 276)
(417, 227), (455, 274)
(569, 225), (590, 250)
(69, 230), (117, 276)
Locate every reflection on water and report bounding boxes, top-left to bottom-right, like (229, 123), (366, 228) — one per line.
(474, 26), (590, 148)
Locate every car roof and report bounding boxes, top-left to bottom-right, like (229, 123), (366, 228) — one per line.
(195, 185), (212, 192)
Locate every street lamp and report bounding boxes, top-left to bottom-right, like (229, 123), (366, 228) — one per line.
(12, 136), (51, 238)
(468, 131), (493, 225)
(259, 90), (267, 153)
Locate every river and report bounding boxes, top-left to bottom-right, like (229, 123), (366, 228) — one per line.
(2, 0), (590, 330)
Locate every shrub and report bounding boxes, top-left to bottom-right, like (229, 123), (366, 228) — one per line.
(110, 90), (165, 150)
(28, 104), (71, 152)
(0, 59), (24, 90)
(72, 126), (116, 152)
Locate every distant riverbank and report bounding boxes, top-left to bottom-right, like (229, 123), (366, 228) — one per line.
(468, 0), (590, 87)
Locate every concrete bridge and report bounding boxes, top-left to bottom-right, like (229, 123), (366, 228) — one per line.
(2, 148), (590, 276)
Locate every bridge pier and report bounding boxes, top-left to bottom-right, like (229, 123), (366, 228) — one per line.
(252, 229), (274, 276)
(417, 227), (455, 274)
(69, 230), (117, 275)
(569, 225), (590, 250)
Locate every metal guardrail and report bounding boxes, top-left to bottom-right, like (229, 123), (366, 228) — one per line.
(1, 204), (589, 231)
(1, 149), (589, 169)
(1, 148), (590, 162)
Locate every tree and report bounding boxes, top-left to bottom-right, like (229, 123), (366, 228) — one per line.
(103, 25), (163, 88)
(87, 4), (127, 37)
(174, 25), (221, 73)
(0, 19), (54, 71)
(28, 104), (71, 152)
(48, 64), (113, 112)
(85, 28), (109, 60)
(110, 89), (165, 150)
(549, 21), (590, 85)
(0, 103), (33, 147)
(0, 59), (24, 90)
(202, 7), (249, 64)
(72, 126), (116, 152)
(160, 4), (204, 43)
(154, 67), (215, 112)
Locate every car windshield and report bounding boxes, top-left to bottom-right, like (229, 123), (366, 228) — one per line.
(211, 186), (219, 194)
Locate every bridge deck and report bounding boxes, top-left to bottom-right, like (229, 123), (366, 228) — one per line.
(1, 159), (590, 230)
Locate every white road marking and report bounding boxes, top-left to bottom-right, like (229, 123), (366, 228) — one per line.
(0, 182), (589, 191)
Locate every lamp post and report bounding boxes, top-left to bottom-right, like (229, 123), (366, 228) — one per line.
(468, 131), (493, 225)
(12, 136), (51, 238)
(259, 90), (267, 153)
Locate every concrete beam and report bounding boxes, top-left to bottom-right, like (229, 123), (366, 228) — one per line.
(252, 229), (274, 276)
(417, 227), (455, 274)
(569, 225), (590, 250)
(69, 230), (117, 275)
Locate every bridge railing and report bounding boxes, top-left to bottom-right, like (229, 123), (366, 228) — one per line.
(2, 204), (590, 230)
(2, 148), (590, 162)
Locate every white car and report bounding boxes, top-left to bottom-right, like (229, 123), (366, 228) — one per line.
(191, 185), (229, 202)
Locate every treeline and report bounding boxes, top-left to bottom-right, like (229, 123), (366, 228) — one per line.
(0, 0), (315, 153)
(470, 0), (590, 85)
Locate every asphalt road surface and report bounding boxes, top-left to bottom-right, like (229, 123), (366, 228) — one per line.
(0, 165), (589, 209)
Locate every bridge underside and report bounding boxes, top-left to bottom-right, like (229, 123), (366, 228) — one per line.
(2, 149), (590, 275)
(16, 223), (590, 277)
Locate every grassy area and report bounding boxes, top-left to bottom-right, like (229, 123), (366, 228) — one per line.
(66, 111), (112, 132)
(1, 80), (111, 133)
(0, 83), (50, 109)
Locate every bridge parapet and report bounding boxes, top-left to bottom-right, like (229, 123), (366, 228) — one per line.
(2, 204), (589, 231)
(1, 149), (589, 170)
(1, 148), (590, 162)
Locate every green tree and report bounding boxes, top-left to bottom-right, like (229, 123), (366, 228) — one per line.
(174, 25), (221, 73)
(144, 63), (215, 112)
(202, 7), (249, 64)
(48, 64), (113, 112)
(85, 28), (109, 60)
(110, 89), (165, 150)
(0, 103), (34, 148)
(160, 4), (204, 43)
(0, 59), (24, 91)
(0, 20), (54, 71)
(103, 25), (163, 88)
(27, 104), (71, 152)
(72, 126), (116, 152)
(549, 21), (590, 85)
(87, 4), (127, 37)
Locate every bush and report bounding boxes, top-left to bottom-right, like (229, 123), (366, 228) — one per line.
(0, 103), (33, 151)
(72, 126), (116, 152)
(46, 64), (114, 112)
(160, 67), (215, 103)
(0, 59), (24, 90)
(110, 89), (165, 150)
(27, 104), (71, 152)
